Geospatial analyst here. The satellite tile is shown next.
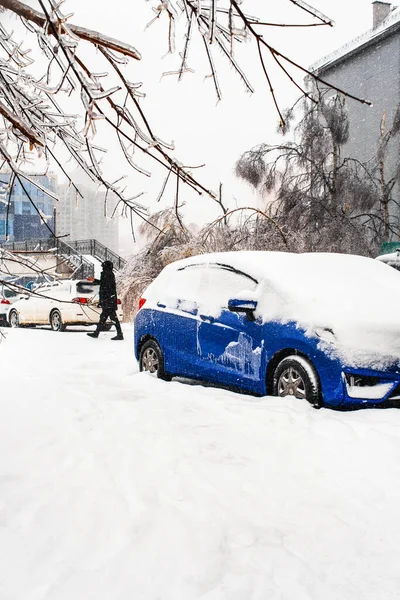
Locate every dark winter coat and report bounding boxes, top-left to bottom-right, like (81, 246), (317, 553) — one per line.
(99, 265), (117, 310)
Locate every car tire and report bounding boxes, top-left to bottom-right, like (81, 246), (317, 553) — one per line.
(9, 309), (19, 328)
(139, 339), (172, 381)
(273, 355), (322, 408)
(50, 309), (66, 332)
(102, 323), (113, 332)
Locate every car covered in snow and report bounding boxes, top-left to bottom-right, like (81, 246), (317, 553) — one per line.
(8, 278), (123, 331)
(376, 249), (400, 271)
(134, 251), (400, 409)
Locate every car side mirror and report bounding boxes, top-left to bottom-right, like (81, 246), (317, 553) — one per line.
(228, 298), (258, 322)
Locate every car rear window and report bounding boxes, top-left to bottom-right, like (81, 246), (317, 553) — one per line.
(76, 282), (99, 295)
(3, 288), (18, 299)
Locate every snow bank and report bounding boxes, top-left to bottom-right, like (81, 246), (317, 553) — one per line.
(1, 326), (400, 599)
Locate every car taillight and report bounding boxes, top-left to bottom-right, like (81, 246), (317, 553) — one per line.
(117, 299), (121, 305)
(72, 297), (89, 304)
(138, 297), (146, 310)
(0, 299), (10, 305)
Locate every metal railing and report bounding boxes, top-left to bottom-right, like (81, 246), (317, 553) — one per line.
(67, 239), (126, 271)
(1, 238), (55, 253)
(1, 237), (95, 279)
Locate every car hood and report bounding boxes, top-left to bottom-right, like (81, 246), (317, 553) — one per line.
(256, 278), (400, 370)
(316, 319), (400, 370)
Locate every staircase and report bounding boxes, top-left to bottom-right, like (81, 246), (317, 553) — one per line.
(0, 238), (126, 279)
(67, 239), (126, 272)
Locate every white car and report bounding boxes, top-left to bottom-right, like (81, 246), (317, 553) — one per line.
(8, 278), (123, 331)
(0, 278), (30, 326)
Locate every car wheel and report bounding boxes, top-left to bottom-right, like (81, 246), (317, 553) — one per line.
(273, 355), (321, 408)
(50, 309), (65, 332)
(139, 339), (172, 381)
(9, 309), (19, 328)
(102, 323), (113, 332)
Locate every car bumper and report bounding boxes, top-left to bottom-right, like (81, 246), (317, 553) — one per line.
(340, 367), (400, 407)
(0, 312), (8, 327)
(63, 306), (124, 325)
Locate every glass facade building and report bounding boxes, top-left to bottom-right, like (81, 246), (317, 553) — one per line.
(0, 174), (56, 243)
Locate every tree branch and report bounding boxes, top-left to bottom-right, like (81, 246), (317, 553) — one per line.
(0, 99), (44, 146)
(0, 0), (141, 60)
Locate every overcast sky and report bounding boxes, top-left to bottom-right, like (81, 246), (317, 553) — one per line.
(56, 1), (389, 254)
(4, 0), (382, 254)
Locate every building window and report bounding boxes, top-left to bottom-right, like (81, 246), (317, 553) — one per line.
(22, 201), (31, 215)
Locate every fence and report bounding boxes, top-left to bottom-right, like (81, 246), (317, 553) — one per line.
(1, 238), (95, 279)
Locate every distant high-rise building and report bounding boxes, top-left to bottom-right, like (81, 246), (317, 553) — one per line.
(0, 173), (56, 243)
(57, 182), (119, 252)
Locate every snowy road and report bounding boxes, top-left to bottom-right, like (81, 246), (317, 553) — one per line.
(1, 325), (400, 599)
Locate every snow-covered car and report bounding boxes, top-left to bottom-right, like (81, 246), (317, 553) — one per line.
(0, 274), (58, 326)
(134, 251), (400, 409)
(8, 278), (123, 331)
(376, 249), (400, 271)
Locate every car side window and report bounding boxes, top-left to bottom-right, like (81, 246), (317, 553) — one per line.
(4, 287), (18, 299)
(162, 266), (207, 309)
(197, 265), (258, 314)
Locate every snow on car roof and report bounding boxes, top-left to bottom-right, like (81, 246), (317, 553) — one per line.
(174, 250), (399, 287)
(376, 251), (400, 265)
(167, 250), (400, 322)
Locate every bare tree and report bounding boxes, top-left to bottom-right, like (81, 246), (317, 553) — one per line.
(0, 1), (378, 321)
(0, 0), (372, 238)
(236, 89), (399, 255)
(119, 204), (302, 321)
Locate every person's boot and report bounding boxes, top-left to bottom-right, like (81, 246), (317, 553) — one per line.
(87, 331), (99, 338)
(111, 321), (123, 340)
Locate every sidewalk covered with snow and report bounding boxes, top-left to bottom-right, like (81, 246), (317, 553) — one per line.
(1, 325), (400, 599)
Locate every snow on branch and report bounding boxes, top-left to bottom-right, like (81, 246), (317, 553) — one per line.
(0, 0), (142, 59)
(0, 0), (373, 248)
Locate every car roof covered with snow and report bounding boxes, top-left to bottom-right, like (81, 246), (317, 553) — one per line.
(171, 250), (400, 293)
(160, 251), (400, 344)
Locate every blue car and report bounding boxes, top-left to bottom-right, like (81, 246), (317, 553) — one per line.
(134, 251), (400, 409)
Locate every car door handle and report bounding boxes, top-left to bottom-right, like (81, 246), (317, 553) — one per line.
(199, 314), (215, 323)
(157, 302), (166, 308)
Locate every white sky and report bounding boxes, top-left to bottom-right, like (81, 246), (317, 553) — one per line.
(110, 0), (374, 255)
(3, 1), (379, 254)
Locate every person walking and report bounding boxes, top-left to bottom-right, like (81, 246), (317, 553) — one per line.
(87, 260), (124, 340)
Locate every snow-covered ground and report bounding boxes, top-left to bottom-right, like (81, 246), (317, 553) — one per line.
(1, 325), (400, 599)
